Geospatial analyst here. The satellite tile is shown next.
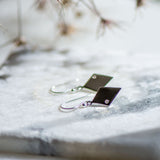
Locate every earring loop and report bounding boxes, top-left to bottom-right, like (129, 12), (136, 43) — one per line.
(50, 74), (113, 95)
(59, 94), (93, 112)
(59, 87), (121, 112)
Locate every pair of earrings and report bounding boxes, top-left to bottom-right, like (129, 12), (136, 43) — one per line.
(50, 74), (121, 112)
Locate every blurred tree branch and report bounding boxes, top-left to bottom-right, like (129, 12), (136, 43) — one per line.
(0, 0), (146, 69)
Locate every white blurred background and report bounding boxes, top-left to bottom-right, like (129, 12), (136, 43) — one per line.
(0, 0), (160, 53)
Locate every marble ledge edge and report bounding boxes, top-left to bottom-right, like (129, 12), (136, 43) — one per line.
(0, 128), (160, 160)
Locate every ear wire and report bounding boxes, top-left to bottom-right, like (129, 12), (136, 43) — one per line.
(59, 95), (93, 112)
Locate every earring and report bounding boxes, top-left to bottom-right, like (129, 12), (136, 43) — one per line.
(49, 74), (113, 94)
(59, 87), (121, 112)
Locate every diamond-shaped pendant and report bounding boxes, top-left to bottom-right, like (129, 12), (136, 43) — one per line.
(83, 74), (113, 91)
(92, 87), (121, 106)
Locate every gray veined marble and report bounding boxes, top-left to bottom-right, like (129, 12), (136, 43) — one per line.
(0, 128), (160, 160)
(0, 48), (160, 159)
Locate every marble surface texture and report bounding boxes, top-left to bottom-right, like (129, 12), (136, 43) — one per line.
(0, 0), (160, 159)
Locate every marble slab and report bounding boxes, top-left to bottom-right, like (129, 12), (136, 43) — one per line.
(0, 47), (160, 159)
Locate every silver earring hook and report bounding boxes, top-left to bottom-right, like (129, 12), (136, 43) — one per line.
(50, 85), (83, 94)
(59, 95), (93, 112)
(49, 78), (83, 94)
(59, 101), (92, 112)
